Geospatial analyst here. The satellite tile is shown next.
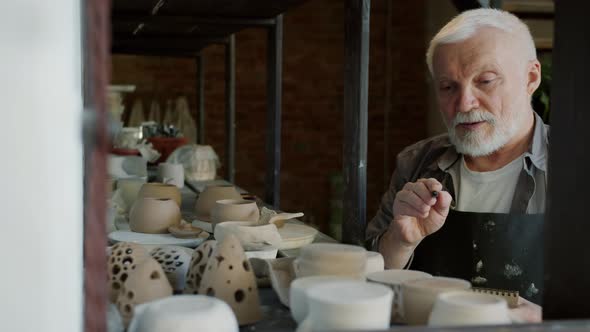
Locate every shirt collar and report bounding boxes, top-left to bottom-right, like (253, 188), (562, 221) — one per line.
(437, 111), (549, 172)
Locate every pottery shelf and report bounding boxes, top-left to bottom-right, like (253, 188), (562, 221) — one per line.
(111, 0), (311, 208)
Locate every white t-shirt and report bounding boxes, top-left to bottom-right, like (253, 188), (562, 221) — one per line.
(451, 155), (524, 213)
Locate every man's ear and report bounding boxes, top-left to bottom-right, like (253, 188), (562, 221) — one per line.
(527, 59), (542, 96)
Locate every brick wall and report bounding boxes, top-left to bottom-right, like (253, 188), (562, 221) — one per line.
(111, 0), (429, 236)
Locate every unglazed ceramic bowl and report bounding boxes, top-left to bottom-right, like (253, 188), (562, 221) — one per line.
(289, 276), (355, 323)
(214, 221), (281, 250)
(428, 291), (511, 326)
(402, 277), (471, 325)
(128, 295), (239, 332)
(130, 198), (181, 234)
(366, 269), (432, 323)
(210, 199), (259, 231)
(138, 183), (181, 207)
(293, 243), (367, 279)
(297, 281), (392, 331)
(194, 185), (242, 222)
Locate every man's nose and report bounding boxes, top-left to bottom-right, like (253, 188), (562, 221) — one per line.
(457, 86), (479, 113)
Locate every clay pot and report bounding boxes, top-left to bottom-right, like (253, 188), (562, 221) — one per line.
(428, 291), (511, 326)
(150, 246), (192, 292)
(116, 177), (146, 211)
(214, 221), (282, 250)
(210, 199), (259, 231)
(108, 242), (150, 302)
(116, 257), (173, 326)
(198, 234), (262, 325)
(402, 277), (471, 325)
(138, 182), (181, 207)
(366, 269), (432, 323)
(128, 295), (239, 332)
(293, 243), (367, 279)
(157, 162), (184, 189)
(184, 240), (217, 295)
(297, 281), (393, 331)
(129, 198), (181, 234)
(194, 185), (242, 222)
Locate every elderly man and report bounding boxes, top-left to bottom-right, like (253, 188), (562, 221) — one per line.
(367, 8), (547, 308)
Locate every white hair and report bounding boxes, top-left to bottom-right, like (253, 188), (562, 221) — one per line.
(426, 8), (537, 75)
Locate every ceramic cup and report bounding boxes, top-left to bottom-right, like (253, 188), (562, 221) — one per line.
(296, 280), (393, 331)
(293, 243), (367, 279)
(116, 177), (147, 211)
(214, 221), (282, 250)
(157, 162), (184, 189)
(289, 276), (355, 323)
(130, 197), (181, 234)
(128, 295), (239, 332)
(366, 269), (432, 323)
(138, 183), (181, 207)
(402, 276), (472, 325)
(194, 185), (242, 222)
(210, 199), (259, 231)
(428, 291), (511, 326)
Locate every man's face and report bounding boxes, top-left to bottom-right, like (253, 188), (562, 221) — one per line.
(432, 28), (536, 157)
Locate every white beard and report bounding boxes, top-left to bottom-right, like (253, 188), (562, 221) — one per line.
(445, 109), (522, 157)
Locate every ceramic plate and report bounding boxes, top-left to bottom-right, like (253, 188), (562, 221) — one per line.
(278, 223), (318, 250)
(108, 230), (210, 248)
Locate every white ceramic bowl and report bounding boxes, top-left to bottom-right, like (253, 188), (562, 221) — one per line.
(428, 291), (511, 326)
(402, 277), (471, 325)
(214, 221), (282, 250)
(298, 280), (393, 331)
(366, 269), (432, 323)
(128, 295), (239, 332)
(289, 276), (355, 323)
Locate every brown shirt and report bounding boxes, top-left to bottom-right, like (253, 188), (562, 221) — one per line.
(366, 112), (549, 249)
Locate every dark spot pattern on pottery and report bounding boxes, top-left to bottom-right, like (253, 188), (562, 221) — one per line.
(199, 265), (206, 274)
(175, 261), (183, 267)
(165, 261), (173, 265)
(127, 291), (134, 300)
(229, 265), (233, 270)
(112, 265), (121, 275)
(235, 289), (245, 303)
(165, 254), (171, 259)
(125, 248), (132, 255)
(227, 280), (231, 284)
(195, 275), (202, 288)
(116, 250), (122, 256)
(243, 260), (250, 272)
(150, 271), (160, 280)
(215, 255), (225, 266)
(122, 257), (133, 265)
(112, 282), (120, 290)
(124, 304), (132, 313)
(194, 251), (203, 264)
(174, 255), (179, 260)
(248, 287), (252, 292)
(206, 288), (215, 296)
(120, 273), (128, 282)
(171, 250), (177, 254)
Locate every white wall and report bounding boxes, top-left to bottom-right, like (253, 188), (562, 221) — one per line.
(0, 1), (83, 331)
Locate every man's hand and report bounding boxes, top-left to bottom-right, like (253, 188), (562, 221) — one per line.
(380, 178), (452, 268)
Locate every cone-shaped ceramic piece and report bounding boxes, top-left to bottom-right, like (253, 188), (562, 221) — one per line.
(108, 242), (149, 302)
(194, 185), (241, 222)
(138, 182), (182, 206)
(150, 246), (192, 292)
(198, 234), (262, 325)
(129, 197), (181, 234)
(184, 240), (217, 294)
(116, 257), (173, 326)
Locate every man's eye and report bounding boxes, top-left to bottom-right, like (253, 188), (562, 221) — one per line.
(440, 85), (452, 92)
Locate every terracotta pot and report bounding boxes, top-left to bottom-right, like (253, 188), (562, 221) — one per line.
(194, 185), (242, 222)
(130, 198), (181, 234)
(138, 182), (181, 206)
(210, 199), (259, 231)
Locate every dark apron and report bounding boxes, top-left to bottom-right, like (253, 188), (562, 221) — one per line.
(411, 209), (544, 304)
